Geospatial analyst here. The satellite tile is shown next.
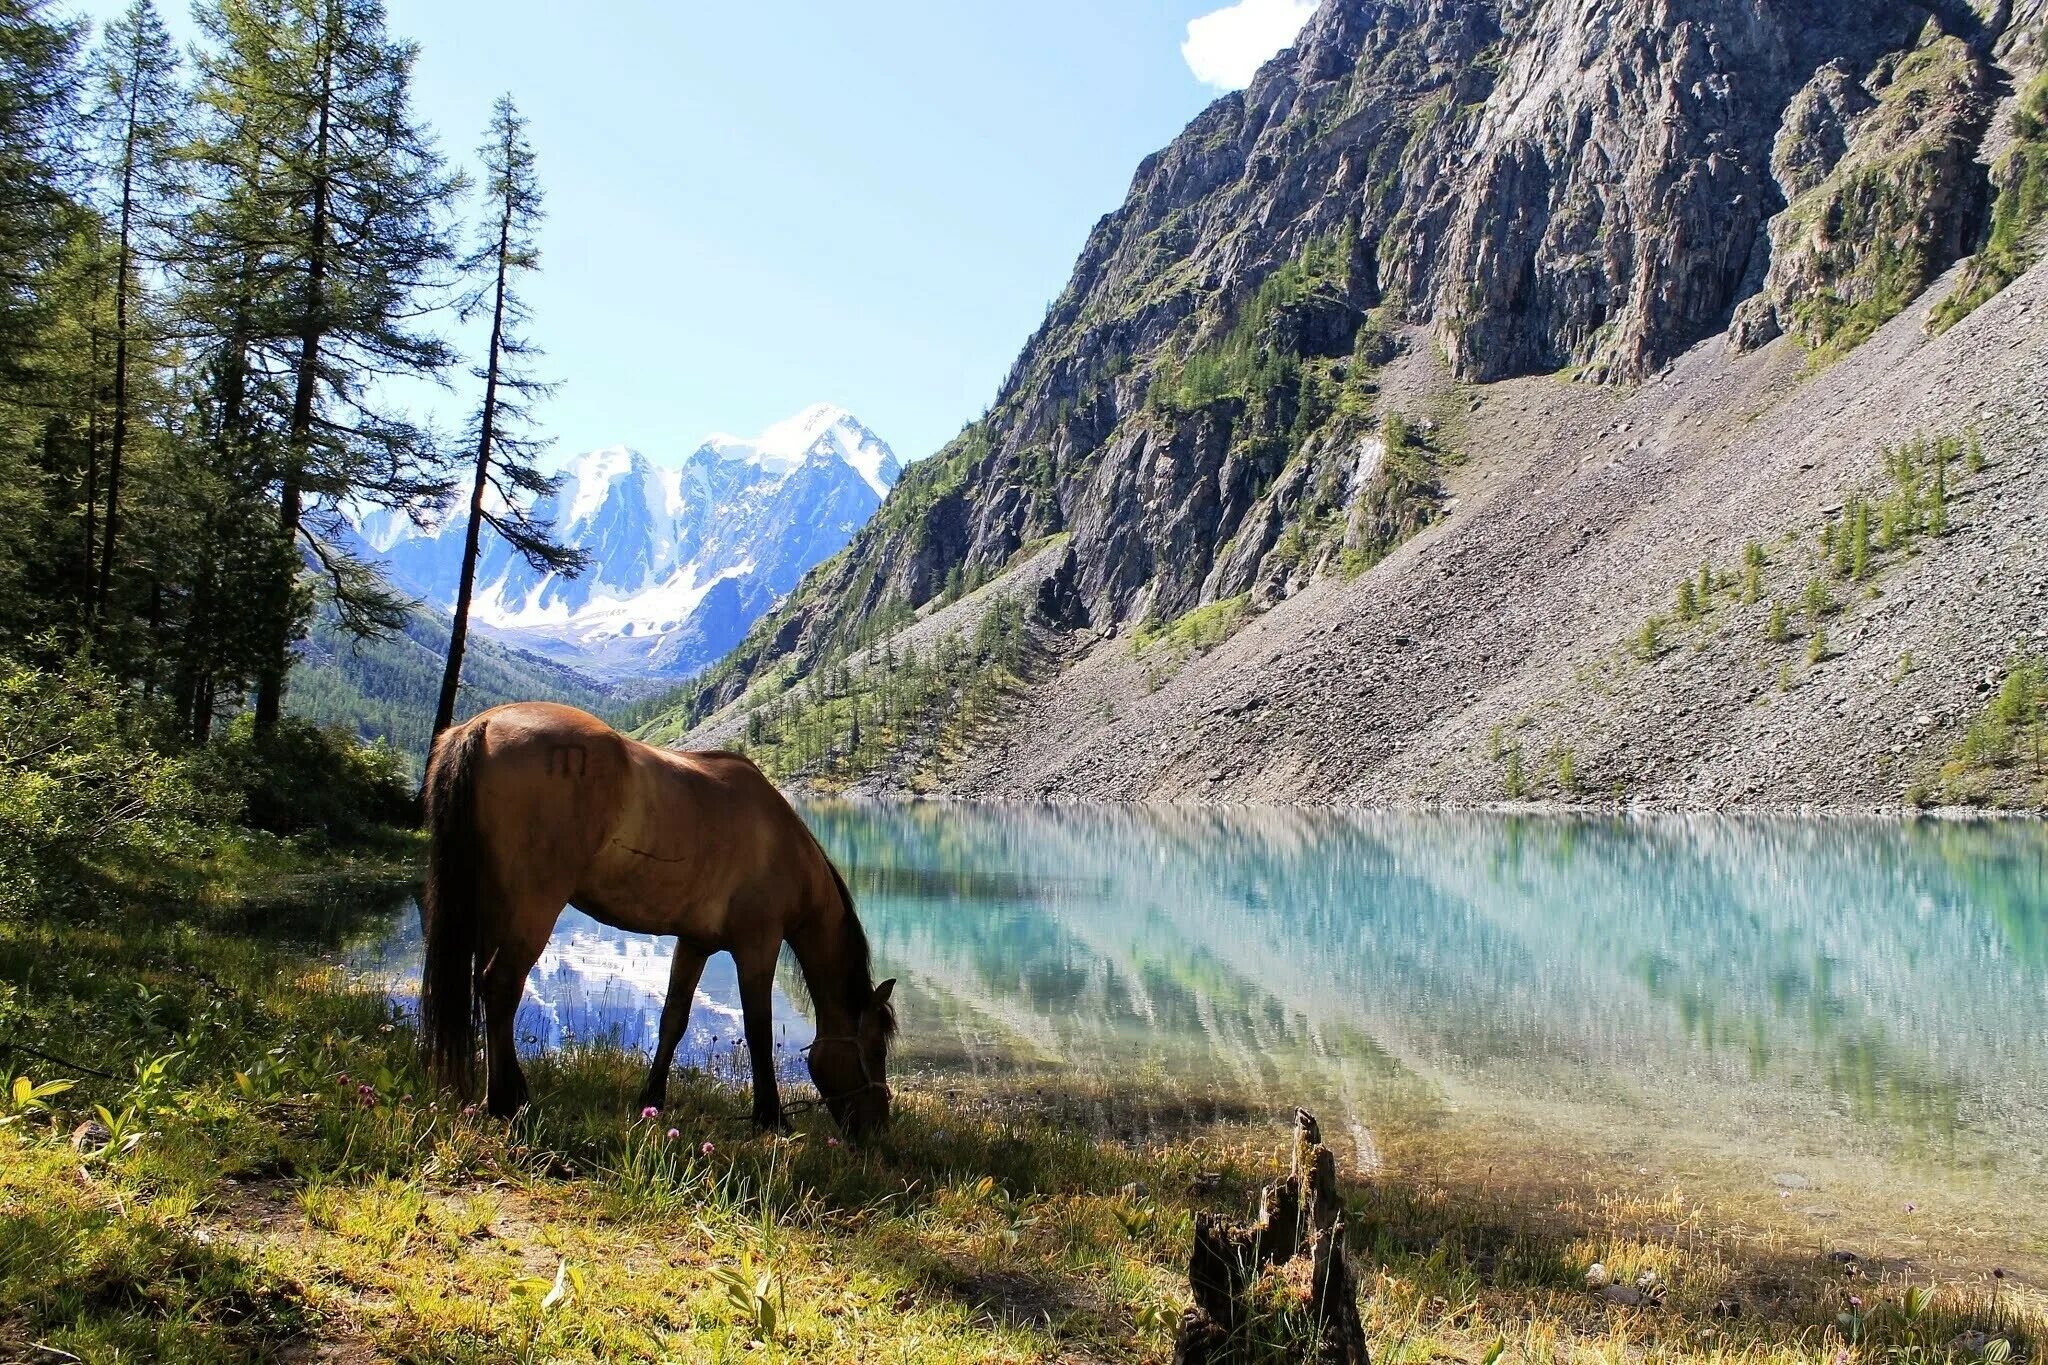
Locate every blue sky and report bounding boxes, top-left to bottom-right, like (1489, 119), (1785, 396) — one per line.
(68, 0), (1316, 465)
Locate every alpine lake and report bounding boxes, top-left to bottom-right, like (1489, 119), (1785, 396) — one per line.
(352, 805), (2048, 1281)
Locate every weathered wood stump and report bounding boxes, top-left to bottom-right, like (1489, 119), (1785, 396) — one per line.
(1172, 1108), (1369, 1365)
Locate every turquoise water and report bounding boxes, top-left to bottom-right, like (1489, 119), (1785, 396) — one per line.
(364, 806), (2048, 1215)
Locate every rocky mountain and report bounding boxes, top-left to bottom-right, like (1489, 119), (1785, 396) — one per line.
(648, 0), (2048, 809)
(355, 405), (900, 679)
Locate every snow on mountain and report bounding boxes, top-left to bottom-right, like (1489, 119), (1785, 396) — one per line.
(358, 406), (901, 680)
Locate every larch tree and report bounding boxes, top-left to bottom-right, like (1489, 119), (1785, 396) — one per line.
(189, 0), (461, 740)
(432, 94), (584, 743)
(86, 0), (181, 623)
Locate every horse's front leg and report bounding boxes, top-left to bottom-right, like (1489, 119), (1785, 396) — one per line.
(736, 954), (785, 1130)
(637, 943), (708, 1112)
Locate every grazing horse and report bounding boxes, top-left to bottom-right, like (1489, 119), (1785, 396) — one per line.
(416, 702), (895, 1133)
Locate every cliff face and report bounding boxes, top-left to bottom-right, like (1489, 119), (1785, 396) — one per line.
(662, 0), (2047, 788)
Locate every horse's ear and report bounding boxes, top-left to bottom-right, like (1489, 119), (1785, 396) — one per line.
(872, 978), (896, 1007)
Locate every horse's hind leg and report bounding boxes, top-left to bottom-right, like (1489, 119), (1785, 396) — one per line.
(735, 950), (785, 1130)
(636, 942), (709, 1112)
(480, 912), (553, 1118)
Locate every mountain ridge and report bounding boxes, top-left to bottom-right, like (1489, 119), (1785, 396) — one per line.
(356, 404), (901, 679)
(642, 0), (2048, 810)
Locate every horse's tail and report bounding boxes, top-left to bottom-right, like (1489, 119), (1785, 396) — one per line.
(419, 717), (490, 1094)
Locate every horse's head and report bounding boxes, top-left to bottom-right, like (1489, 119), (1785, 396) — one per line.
(810, 978), (895, 1137)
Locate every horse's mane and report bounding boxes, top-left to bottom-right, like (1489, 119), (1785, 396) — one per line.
(814, 842), (897, 1039)
(790, 839), (897, 1039)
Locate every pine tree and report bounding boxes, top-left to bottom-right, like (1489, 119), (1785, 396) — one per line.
(189, 0), (462, 737)
(432, 95), (584, 742)
(86, 0), (180, 622)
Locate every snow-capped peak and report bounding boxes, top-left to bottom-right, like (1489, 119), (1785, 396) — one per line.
(349, 404), (901, 681)
(698, 404), (899, 497)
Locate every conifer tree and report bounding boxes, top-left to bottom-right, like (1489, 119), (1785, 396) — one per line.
(433, 95), (583, 742)
(188, 0), (461, 738)
(0, 0), (83, 623)
(86, 0), (181, 622)
(0, 0), (81, 370)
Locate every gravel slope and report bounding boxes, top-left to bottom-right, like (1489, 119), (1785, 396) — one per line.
(913, 254), (2048, 808)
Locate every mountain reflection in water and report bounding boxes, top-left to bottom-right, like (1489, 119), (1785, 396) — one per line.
(362, 805), (2048, 1190)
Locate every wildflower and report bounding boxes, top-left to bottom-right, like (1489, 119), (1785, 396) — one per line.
(1836, 1351), (1851, 1365)
(640, 1105), (659, 1120)
(1994, 1268), (2007, 1281)
(827, 1137), (840, 1148)
(1849, 1296), (1863, 1309)
(1904, 1202), (1917, 1213)
(666, 1128), (680, 1140)
(701, 1141), (715, 1156)
(461, 1104), (478, 1118)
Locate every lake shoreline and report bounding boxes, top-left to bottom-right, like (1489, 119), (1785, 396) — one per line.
(790, 782), (2048, 821)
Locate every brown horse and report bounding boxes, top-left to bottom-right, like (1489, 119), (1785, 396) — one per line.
(417, 702), (895, 1133)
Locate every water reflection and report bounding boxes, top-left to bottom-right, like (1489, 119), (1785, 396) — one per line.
(363, 907), (816, 1080)
(362, 807), (2048, 1185)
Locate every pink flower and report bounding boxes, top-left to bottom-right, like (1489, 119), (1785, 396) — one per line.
(461, 1104), (478, 1118)
(1849, 1296), (1863, 1309)
(666, 1128), (680, 1140)
(827, 1137), (840, 1148)
(640, 1105), (659, 1120)
(701, 1141), (715, 1156)
(1836, 1351), (1851, 1365)
(1904, 1202), (1917, 1213)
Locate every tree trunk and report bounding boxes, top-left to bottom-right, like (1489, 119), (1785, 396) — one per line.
(433, 185), (514, 743)
(1172, 1108), (1370, 1365)
(256, 11), (337, 740)
(96, 60), (143, 623)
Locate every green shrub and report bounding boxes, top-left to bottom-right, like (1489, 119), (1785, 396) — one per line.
(0, 657), (233, 915)
(201, 715), (417, 843)
(1767, 601), (1789, 642)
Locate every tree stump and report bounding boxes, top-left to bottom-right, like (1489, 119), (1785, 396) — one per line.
(1172, 1108), (1369, 1365)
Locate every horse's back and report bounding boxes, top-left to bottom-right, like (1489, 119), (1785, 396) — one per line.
(459, 703), (631, 897)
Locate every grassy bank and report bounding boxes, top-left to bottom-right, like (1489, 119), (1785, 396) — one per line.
(4, 866), (2042, 1363)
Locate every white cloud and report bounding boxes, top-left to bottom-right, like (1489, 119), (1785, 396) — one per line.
(1181, 0), (1319, 91)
